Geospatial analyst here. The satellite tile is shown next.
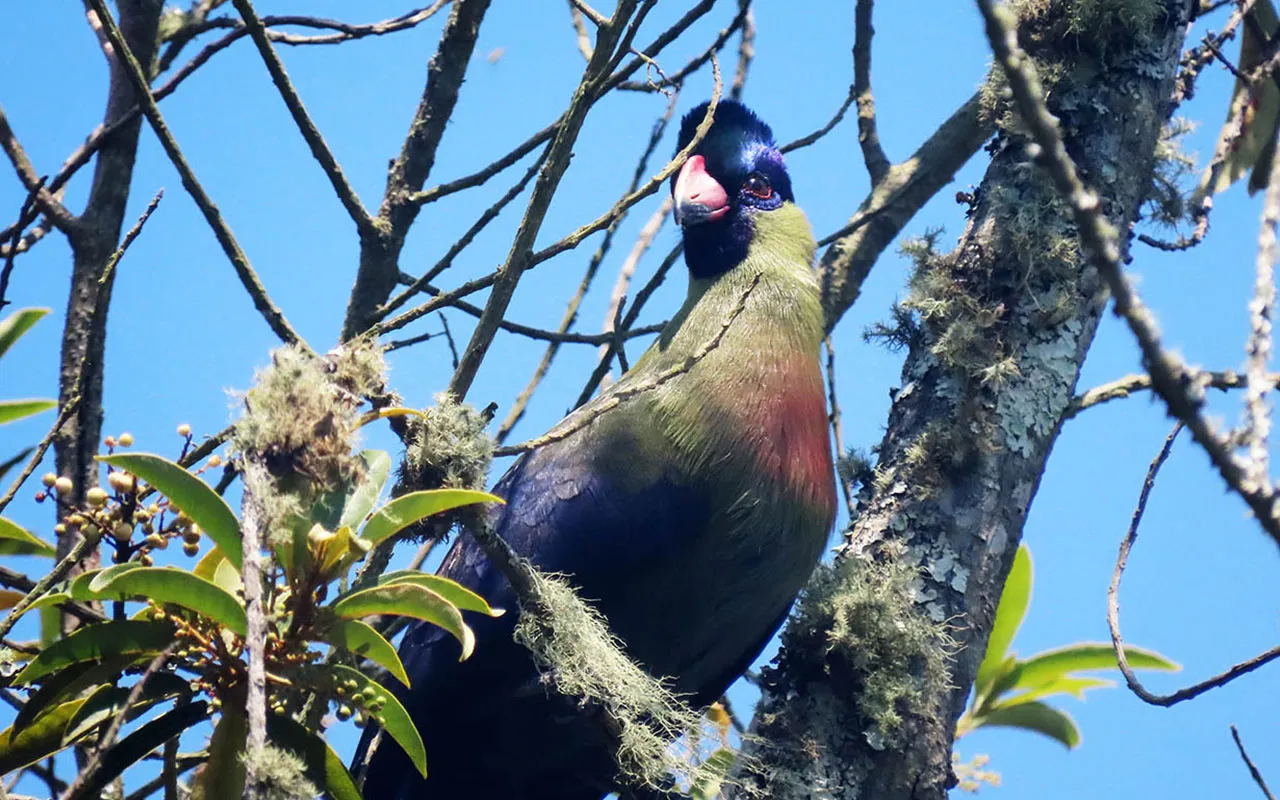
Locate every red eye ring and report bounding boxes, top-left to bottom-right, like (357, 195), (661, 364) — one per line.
(743, 172), (773, 200)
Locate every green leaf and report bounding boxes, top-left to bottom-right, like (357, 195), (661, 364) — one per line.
(13, 619), (175, 685)
(197, 706), (247, 800)
(193, 546), (242, 596)
(990, 676), (1115, 711)
(98, 453), (242, 571)
(974, 544), (1032, 703)
(0, 696), (90, 776)
(62, 672), (191, 742)
(379, 571), (504, 617)
(0, 448), (33, 483)
(13, 657), (144, 734)
(690, 748), (736, 800)
(267, 714), (362, 800)
(0, 517), (55, 557)
(319, 617), (409, 687)
(331, 583), (474, 660)
(339, 450), (392, 530)
(0, 400), (55, 425)
(1012, 643), (1180, 692)
(323, 664), (426, 778)
(975, 700), (1081, 749)
(0, 307), (49, 360)
(91, 566), (247, 637)
(76, 701), (209, 798)
(359, 489), (501, 546)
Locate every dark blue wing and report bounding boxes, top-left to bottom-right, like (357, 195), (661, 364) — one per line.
(356, 432), (708, 799)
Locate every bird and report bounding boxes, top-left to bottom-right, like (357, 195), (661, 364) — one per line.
(356, 99), (837, 799)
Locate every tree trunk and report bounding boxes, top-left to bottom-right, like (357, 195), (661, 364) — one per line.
(55, 0), (163, 576)
(736, 3), (1192, 797)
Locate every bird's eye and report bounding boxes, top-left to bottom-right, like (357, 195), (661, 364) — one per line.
(743, 172), (773, 200)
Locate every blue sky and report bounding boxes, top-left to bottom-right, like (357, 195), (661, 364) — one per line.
(2, 2), (1278, 797)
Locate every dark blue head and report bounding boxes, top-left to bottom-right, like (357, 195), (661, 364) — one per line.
(671, 100), (794, 279)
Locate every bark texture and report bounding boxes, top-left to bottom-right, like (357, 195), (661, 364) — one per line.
(56, 0), (164, 561)
(736, 3), (1192, 798)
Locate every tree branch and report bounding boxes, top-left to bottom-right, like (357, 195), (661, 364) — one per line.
(342, 0), (494, 339)
(446, 0), (648, 399)
(83, 0), (307, 349)
(819, 92), (993, 330)
(853, 0), (890, 184)
(0, 106), (79, 236)
(230, 0), (376, 237)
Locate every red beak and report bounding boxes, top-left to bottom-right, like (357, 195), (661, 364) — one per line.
(673, 155), (729, 227)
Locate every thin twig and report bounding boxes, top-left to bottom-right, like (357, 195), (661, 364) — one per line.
(61, 646), (176, 800)
(439, 312), (459, 370)
(825, 338), (856, 520)
(499, 273), (760, 457)
(84, 0), (308, 350)
(447, 0), (647, 400)
(1232, 726), (1278, 800)
(0, 105), (79, 236)
(1107, 424), (1280, 706)
(497, 92), (679, 443)
(576, 242), (682, 406)
(230, 0), (375, 236)
(0, 399), (78, 517)
(528, 59), (721, 269)
(569, 1), (594, 60)
(1066, 369), (1280, 419)
(0, 180), (46, 309)
(853, 0), (890, 184)
(0, 529), (101, 641)
(978, 0), (1280, 550)
(378, 150), (548, 322)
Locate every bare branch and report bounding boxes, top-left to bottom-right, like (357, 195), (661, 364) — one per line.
(569, 1), (595, 61)
(576, 242), (682, 406)
(497, 93), (680, 443)
(0, 400), (79, 517)
(446, 0), (647, 399)
(230, 0), (376, 236)
(380, 150), (547, 321)
(1066, 369), (1280, 419)
(342, 0), (494, 339)
(825, 337), (856, 520)
(613, 2), (746, 92)
(84, 0), (307, 349)
(62, 646), (176, 800)
(239, 464), (271, 799)
(853, 0), (890, 184)
(1107, 424), (1280, 706)
(1233, 726), (1278, 800)
(0, 105), (79, 235)
(497, 273), (760, 457)
(819, 92), (992, 329)
(1, 180), (47, 309)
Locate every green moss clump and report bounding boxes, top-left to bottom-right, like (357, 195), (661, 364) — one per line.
(786, 552), (953, 750)
(400, 393), (494, 495)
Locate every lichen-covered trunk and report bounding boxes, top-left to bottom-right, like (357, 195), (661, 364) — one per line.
(735, 4), (1191, 798)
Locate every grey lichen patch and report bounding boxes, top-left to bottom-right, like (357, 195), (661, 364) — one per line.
(784, 551), (953, 752)
(241, 745), (319, 800)
(400, 392), (494, 495)
(513, 570), (728, 793)
(995, 317), (1083, 457)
